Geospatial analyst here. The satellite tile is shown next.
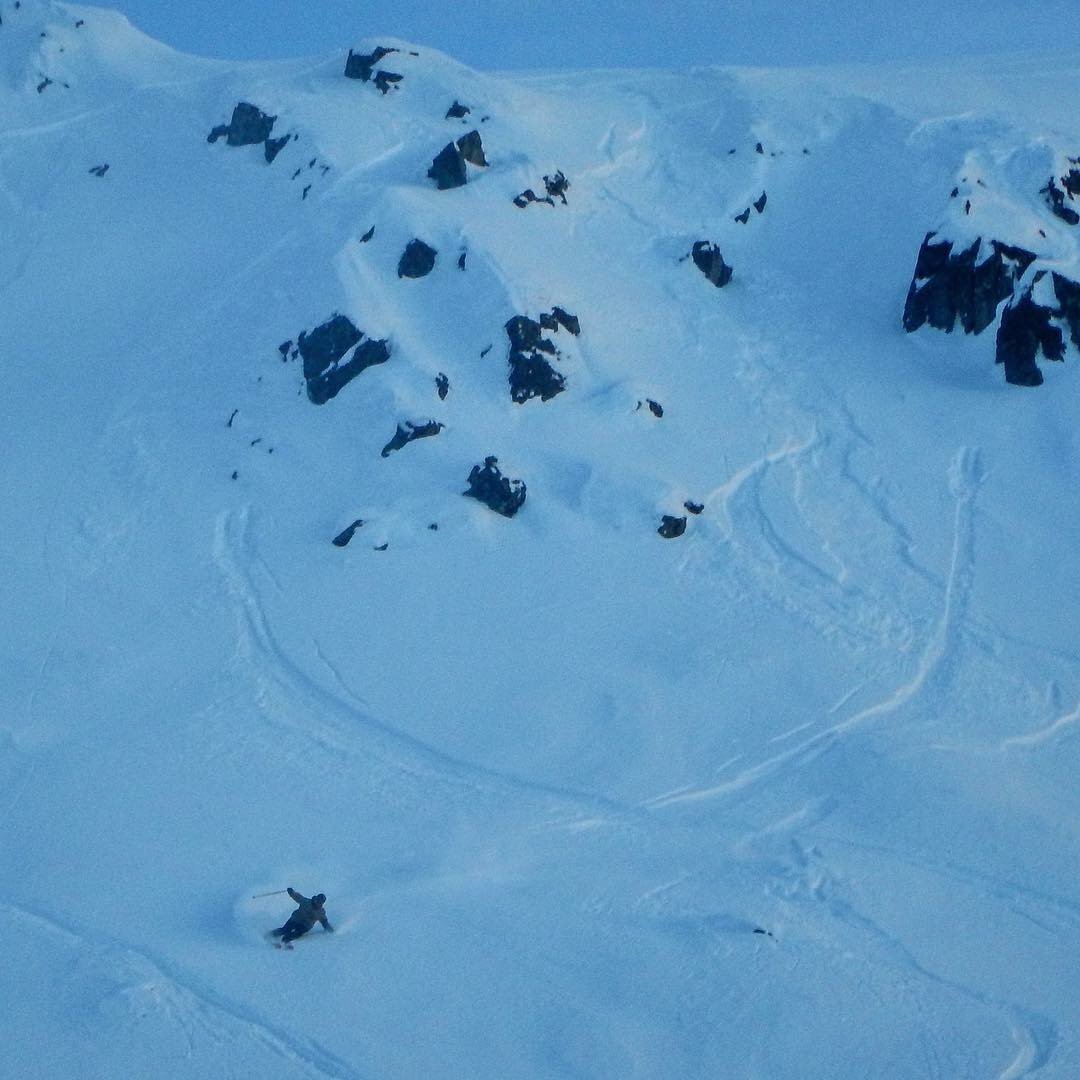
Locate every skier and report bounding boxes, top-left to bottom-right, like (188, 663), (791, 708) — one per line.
(271, 887), (334, 946)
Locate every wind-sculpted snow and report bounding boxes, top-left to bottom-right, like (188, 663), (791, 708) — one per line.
(3, 11), (1080, 1079)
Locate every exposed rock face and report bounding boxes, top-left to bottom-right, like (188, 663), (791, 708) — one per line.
(995, 291), (1061, 386)
(436, 372), (450, 400)
(446, 100), (470, 119)
(398, 239), (437, 278)
(296, 314), (391, 404)
(692, 242), (733, 287)
(658, 515), (687, 539)
(505, 308), (580, 403)
(380, 420), (444, 457)
(902, 234), (1035, 335)
(344, 46), (399, 82)
(464, 456), (526, 517)
(903, 227), (1080, 385)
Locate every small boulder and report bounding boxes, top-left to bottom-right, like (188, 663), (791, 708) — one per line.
(398, 239), (438, 278)
(658, 515), (687, 539)
(692, 242), (733, 288)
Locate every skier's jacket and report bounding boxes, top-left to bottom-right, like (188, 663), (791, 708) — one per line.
(286, 888), (333, 933)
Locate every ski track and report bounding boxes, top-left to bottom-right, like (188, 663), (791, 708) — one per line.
(212, 505), (646, 827)
(3, 900), (368, 1080)
(646, 445), (983, 810)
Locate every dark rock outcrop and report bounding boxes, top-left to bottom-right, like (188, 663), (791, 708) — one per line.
(996, 287), (1063, 387)
(658, 515), (687, 539)
(373, 71), (403, 94)
(1042, 161), (1080, 225)
(426, 131), (488, 189)
(88, 163), (109, 177)
(684, 500), (704, 515)
(428, 142), (467, 190)
(344, 46), (398, 82)
(456, 130), (487, 167)
(208, 102), (276, 148)
(505, 309), (580, 403)
(436, 373), (450, 400)
(692, 242), (733, 288)
(332, 519), (365, 547)
(446, 100), (470, 119)
(398, 239), (437, 278)
(296, 314), (390, 404)
(208, 103), (292, 165)
(464, 456), (526, 517)
(380, 420), (444, 457)
(902, 234), (1035, 336)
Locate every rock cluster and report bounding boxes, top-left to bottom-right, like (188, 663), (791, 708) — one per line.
(505, 308), (580, 403)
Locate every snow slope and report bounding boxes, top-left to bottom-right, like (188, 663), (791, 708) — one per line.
(3, 2), (1080, 1077)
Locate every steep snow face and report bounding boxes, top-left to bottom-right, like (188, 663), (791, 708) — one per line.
(3, 6), (1080, 1078)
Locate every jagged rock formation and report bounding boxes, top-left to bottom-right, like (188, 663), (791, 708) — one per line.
(380, 420), (444, 457)
(208, 103), (289, 163)
(446, 100), (470, 119)
(504, 308), (580, 403)
(296, 314), (391, 404)
(427, 131), (488, 189)
(436, 373), (450, 400)
(398, 239), (438, 278)
(692, 242), (733, 287)
(902, 234), (1035, 336)
(464, 457), (526, 517)
(903, 228), (1080, 385)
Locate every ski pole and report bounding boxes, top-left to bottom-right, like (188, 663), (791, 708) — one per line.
(252, 889), (289, 899)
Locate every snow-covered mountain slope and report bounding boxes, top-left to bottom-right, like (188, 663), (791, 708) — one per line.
(3, 3), (1080, 1077)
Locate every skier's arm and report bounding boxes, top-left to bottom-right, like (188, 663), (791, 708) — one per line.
(287, 887), (306, 903)
(320, 914), (334, 932)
